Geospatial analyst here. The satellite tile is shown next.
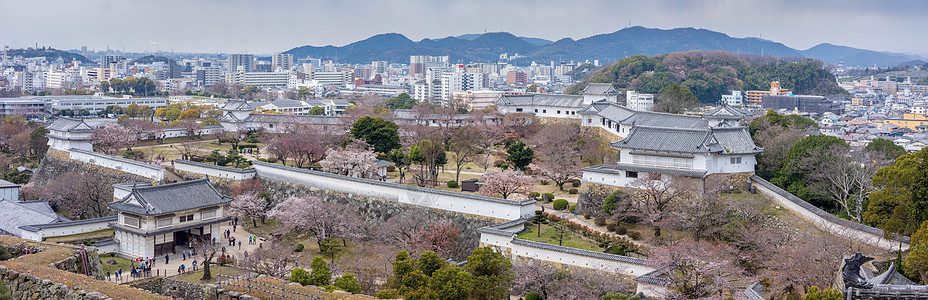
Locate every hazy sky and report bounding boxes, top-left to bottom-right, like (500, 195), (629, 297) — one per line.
(1, 0), (926, 55)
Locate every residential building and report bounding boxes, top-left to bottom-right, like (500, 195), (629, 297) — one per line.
(228, 54), (254, 72)
(225, 71), (290, 88)
(271, 54), (293, 71)
(745, 81), (791, 108)
(761, 94), (843, 115)
(108, 179), (232, 259)
(506, 71), (527, 85)
(355, 84), (408, 97)
(0, 98), (48, 118)
(626, 91), (654, 111)
(313, 71), (352, 87)
(721, 91), (743, 106)
(410, 55), (449, 77)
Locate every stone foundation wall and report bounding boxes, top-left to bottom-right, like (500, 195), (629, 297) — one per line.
(164, 165), (238, 194)
(575, 182), (624, 218)
(0, 266), (112, 300)
(32, 149), (158, 190)
(131, 277), (213, 300)
(49, 246), (106, 280)
(259, 178), (501, 261)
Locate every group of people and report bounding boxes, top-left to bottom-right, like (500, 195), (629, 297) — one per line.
(107, 260), (152, 281)
(177, 259), (197, 274)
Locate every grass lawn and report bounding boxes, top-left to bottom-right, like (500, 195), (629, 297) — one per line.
(720, 191), (826, 236)
(516, 223), (603, 252)
(98, 255), (136, 274)
(45, 229), (115, 244)
(173, 265), (249, 284)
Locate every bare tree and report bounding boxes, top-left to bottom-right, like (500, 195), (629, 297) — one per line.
(627, 176), (695, 238)
(447, 127), (482, 182)
(267, 196), (364, 251)
(649, 239), (749, 299)
(240, 239), (299, 278)
(191, 236), (223, 281)
(176, 141), (202, 160)
(530, 122), (582, 190)
(802, 148), (878, 222)
(43, 172), (112, 219)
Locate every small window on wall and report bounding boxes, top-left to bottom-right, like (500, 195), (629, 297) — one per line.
(202, 209), (217, 219)
(156, 217), (172, 228)
(124, 216), (140, 228)
(179, 214), (195, 222)
(730, 157), (742, 164)
(626, 171), (638, 178)
(516, 108), (523, 112)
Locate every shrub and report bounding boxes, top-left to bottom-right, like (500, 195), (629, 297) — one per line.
(571, 181), (581, 187)
(266, 157), (278, 163)
(290, 268), (311, 286)
(535, 210), (543, 215)
(542, 193), (555, 202)
(569, 204), (576, 212)
(603, 191), (626, 214)
(237, 144), (258, 149)
(606, 224), (617, 232)
(294, 243), (304, 252)
(526, 292), (541, 300)
(616, 226), (628, 235)
(568, 188), (578, 194)
(334, 273), (361, 294)
(447, 180), (458, 188)
(553, 199), (569, 210)
(584, 213), (591, 219)
(376, 289), (400, 299)
(256, 158), (268, 162)
(387, 165), (396, 172)
(604, 244), (631, 256)
(594, 217), (606, 226)
(628, 231), (642, 240)
(310, 256), (331, 286)
(528, 192), (540, 199)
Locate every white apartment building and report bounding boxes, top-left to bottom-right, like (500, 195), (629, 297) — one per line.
(313, 71), (352, 87)
(626, 90), (654, 111)
(228, 54), (254, 72)
(271, 54), (294, 71)
(225, 71), (291, 88)
(721, 91), (743, 107)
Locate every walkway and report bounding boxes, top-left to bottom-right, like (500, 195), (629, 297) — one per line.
(538, 203), (648, 248)
(106, 221), (262, 283)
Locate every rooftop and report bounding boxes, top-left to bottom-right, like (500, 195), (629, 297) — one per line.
(614, 126), (763, 155)
(107, 179), (232, 216)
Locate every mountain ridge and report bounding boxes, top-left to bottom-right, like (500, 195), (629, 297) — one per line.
(282, 26), (921, 67)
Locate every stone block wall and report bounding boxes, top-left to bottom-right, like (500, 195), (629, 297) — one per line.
(0, 266), (112, 300)
(575, 182), (624, 218)
(260, 178), (501, 261)
(131, 277), (212, 300)
(49, 246), (106, 280)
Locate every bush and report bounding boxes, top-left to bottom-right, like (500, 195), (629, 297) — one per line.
(606, 224), (617, 232)
(535, 210), (543, 215)
(266, 157), (278, 163)
(542, 193), (555, 202)
(447, 180), (458, 188)
(604, 244), (631, 256)
(290, 268), (311, 286)
(310, 256), (331, 286)
(334, 273), (361, 294)
(584, 213), (591, 219)
(568, 188), (578, 194)
(553, 199), (569, 210)
(616, 226), (628, 235)
(571, 181), (581, 187)
(594, 217), (606, 226)
(569, 204), (576, 212)
(377, 289), (400, 299)
(628, 231), (642, 240)
(294, 243), (304, 252)
(237, 144), (258, 149)
(528, 192), (540, 199)
(387, 165), (396, 172)
(525, 292), (541, 300)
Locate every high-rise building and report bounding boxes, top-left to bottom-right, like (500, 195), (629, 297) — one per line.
(410, 55), (449, 77)
(228, 54), (254, 72)
(506, 71), (527, 85)
(371, 61), (387, 75)
(102, 55), (124, 67)
(271, 54), (293, 71)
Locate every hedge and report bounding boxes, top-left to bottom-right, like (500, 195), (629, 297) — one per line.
(553, 199), (569, 210)
(447, 180), (458, 188)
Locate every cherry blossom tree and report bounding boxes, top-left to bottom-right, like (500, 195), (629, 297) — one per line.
(42, 171), (111, 219)
(91, 123), (134, 155)
(627, 177), (695, 238)
(649, 239), (749, 299)
(478, 171), (534, 200)
(228, 192), (268, 228)
(319, 144), (378, 179)
(239, 238), (300, 277)
(267, 196), (364, 250)
(530, 122), (581, 190)
(268, 135), (325, 168)
(412, 221), (461, 258)
(513, 260), (635, 300)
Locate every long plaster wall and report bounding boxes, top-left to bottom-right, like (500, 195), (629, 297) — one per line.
(19, 216), (117, 242)
(751, 175), (908, 250)
(172, 159), (256, 181)
(252, 161), (536, 220)
(478, 222), (654, 277)
(68, 149), (164, 181)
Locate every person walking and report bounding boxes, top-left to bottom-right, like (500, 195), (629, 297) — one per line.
(238, 240), (242, 250)
(165, 254), (169, 264)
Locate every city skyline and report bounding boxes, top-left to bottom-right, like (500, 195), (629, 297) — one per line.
(1, 0), (927, 56)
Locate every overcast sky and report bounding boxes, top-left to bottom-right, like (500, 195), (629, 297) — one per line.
(1, 0), (926, 56)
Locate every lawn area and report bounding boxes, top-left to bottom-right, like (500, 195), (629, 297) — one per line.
(46, 229), (115, 244)
(516, 223), (603, 252)
(720, 191), (826, 236)
(98, 255), (136, 274)
(173, 265), (249, 284)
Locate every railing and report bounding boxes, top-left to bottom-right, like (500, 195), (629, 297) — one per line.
(217, 273), (322, 300)
(106, 265), (200, 283)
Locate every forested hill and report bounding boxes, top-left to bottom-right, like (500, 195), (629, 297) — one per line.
(566, 51), (847, 103)
(7, 47), (89, 63)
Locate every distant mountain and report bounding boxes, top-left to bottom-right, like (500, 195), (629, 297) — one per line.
(282, 27), (921, 67)
(800, 43), (921, 68)
(456, 33), (553, 46)
(7, 47), (89, 63)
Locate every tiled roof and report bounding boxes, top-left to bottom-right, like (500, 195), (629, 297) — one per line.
(582, 163), (708, 178)
(262, 99), (305, 108)
(15, 200), (55, 215)
(703, 105), (747, 120)
(220, 100), (255, 111)
(19, 215), (116, 233)
(0, 199), (65, 237)
(46, 118), (94, 132)
(634, 267), (673, 286)
(244, 114), (345, 125)
(613, 126), (763, 155)
(0, 178), (19, 189)
(107, 179), (232, 216)
(581, 83), (618, 95)
(174, 159), (255, 174)
(511, 238), (650, 266)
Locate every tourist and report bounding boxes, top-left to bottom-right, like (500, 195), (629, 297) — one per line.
(165, 254), (169, 264)
(193, 259), (197, 271)
(106, 271), (111, 281)
(238, 240), (242, 249)
(182, 251), (186, 260)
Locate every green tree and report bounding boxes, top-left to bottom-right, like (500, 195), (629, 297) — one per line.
(429, 264), (474, 300)
(865, 149), (928, 237)
(350, 116), (400, 153)
(126, 103), (140, 117)
(179, 109), (200, 120)
(297, 87), (313, 99)
(771, 135), (848, 208)
(801, 286), (842, 300)
(310, 256), (331, 286)
(866, 138), (907, 159)
(165, 108), (182, 121)
(602, 293), (640, 300)
(387, 148), (409, 183)
(904, 220), (928, 283)
(153, 107), (168, 119)
(464, 247), (513, 300)
(654, 84), (698, 114)
(308, 106), (326, 115)
(525, 85), (538, 92)
(385, 93), (418, 110)
(202, 118), (220, 125)
(603, 190), (626, 214)
(506, 141), (534, 171)
(290, 268), (311, 286)
(417, 251), (445, 277)
(242, 86), (260, 100)
(333, 273), (361, 293)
